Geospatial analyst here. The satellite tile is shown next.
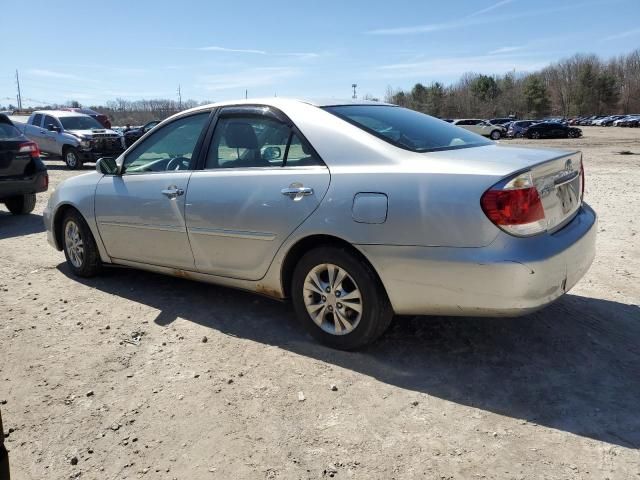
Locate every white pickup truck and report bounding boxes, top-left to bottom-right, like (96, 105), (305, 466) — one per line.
(16, 110), (125, 169)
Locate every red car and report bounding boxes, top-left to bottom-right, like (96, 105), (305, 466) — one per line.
(60, 108), (111, 129)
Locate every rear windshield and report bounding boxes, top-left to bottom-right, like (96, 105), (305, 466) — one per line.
(60, 116), (103, 130)
(323, 105), (491, 153)
(0, 122), (22, 139)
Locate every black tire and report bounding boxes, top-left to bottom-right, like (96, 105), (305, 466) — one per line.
(291, 246), (393, 350)
(63, 146), (83, 170)
(568, 130), (578, 138)
(61, 209), (101, 277)
(530, 131), (541, 139)
(5, 193), (36, 215)
(490, 129), (501, 140)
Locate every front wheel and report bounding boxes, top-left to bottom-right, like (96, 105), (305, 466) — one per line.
(529, 131), (541, 139)
(62, 210), (101, 277)
(291, 246), (393, 350)
(64, 147), (83, 170)
(490, 129), (501, 140)
(5, 194), (36, 215)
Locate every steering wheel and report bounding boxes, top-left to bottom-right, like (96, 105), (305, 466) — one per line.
(166, 156), (191, 171)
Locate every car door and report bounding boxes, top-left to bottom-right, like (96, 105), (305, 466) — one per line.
(41, 115), (62, 154)
(94, 111), (211, 269)
(185, 106), (330, 280)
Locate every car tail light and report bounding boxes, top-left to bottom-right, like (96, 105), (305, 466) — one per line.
(18, 141), (40, 158)
(41, 173), (49, 190)
(480, 171), (546, 236)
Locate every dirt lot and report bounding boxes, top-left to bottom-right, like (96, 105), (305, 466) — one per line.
(1, 126), (639, 480)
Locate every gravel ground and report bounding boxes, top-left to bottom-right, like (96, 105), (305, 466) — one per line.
(1, 126), (639, 480)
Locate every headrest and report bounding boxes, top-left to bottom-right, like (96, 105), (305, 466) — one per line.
(225, 122), (258, 149)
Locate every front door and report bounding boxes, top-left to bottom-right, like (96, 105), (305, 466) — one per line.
(41, 115), (61, 154)
(186, 107), (330, 280)
(95, 111), (211, 269)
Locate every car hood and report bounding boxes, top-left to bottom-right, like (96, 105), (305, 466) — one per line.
(68, 128), (120, 138)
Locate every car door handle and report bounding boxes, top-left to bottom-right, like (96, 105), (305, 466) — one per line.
(161, 186), (184, 199)
(281, 186), (313, 200)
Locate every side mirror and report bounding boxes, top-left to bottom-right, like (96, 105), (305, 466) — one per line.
(96, 157), (118, 175)
(262, 146), (282, 161)
(47, 124), (60, 132)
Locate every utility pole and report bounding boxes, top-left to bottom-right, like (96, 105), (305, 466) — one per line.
(245, 89), (248, 99)
(16, 70), (23, 110)
(177, 84), (182, 110)
(352, 83), (358, 100)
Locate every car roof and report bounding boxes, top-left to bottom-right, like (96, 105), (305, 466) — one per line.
(181, 97), (394, 116)
(32, 110), (92, 118)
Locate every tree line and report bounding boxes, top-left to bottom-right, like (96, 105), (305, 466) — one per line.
(385, 50), (640, 119)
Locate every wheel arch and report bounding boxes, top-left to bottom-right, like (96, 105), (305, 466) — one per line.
(52, 203), (82, 250)
(280, 234), (383, 299)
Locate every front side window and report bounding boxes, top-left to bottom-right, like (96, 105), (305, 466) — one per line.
(324, 106), (490, 153)
(123, 113), (209, 174)
(205, 116), (322, 169)
(44, 116), (60, 130)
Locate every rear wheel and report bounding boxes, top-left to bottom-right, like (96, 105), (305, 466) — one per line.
(530, 131), (541, 139)
(291, 246), (393, 350)
(63, 147), (83, 170)
(62, 210), (101, 277)
(490, 129), (501, 140)
(5, 194), (36, 215)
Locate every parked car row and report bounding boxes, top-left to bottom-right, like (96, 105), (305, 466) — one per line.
(569, 114), (640, 126)
(449, 117), (582, 140)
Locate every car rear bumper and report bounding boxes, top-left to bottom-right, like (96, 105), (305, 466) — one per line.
(359, 203), (597, 316)
(0, 170), (48, 200)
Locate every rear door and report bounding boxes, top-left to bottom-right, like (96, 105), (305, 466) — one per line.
(185, 106), (330, 280)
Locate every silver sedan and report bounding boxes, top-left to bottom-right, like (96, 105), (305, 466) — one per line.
(44, 99), (597, 349)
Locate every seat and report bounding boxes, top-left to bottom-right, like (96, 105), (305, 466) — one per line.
(223, 122), (270, 168)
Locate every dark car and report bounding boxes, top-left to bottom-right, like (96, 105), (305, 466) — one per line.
(523, 122), (582, 139)
(0, 410), (9, 479)
(124, 120), (160, 147)
(506, 120), (538, 138)
(0, 114), (48, 214)
(60, 108), (111, 129)
(488, 117), (515, 126)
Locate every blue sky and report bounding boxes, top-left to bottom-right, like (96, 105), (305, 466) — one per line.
(1, 0), (639, 107)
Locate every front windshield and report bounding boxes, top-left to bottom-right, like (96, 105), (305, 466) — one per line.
(60, 115), (103, 130)
(323, 105), (491, 152)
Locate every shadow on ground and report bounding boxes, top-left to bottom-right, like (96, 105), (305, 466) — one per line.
(0, 213), (45, 240)
(58, 263), (640, 449)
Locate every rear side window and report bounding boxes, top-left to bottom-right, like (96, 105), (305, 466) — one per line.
(324, 106), (490, 153)
(0, 122), (22, 139)
(31, 114), (43, 127)
(205, 116), (323, 169)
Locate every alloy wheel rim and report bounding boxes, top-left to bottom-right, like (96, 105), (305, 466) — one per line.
(64, 220), (84, 268)
(66, 152), (77, 167)
(303, 263), (362, 336)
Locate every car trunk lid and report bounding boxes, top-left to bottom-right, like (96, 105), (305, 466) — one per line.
(530, 151), (583, 233)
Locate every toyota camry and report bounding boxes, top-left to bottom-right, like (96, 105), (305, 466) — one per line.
(44, 98), (597, 349)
